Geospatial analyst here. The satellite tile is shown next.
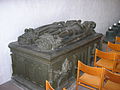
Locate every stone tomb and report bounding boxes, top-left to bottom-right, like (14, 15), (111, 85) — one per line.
(9, 20), (103, 89)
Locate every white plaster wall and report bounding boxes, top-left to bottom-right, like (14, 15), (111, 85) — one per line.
(0, 0), (120, 85)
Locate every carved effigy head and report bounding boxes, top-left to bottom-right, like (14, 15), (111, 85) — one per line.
(18, 20), (96, 51)
(82, 21), (96, 31)
(18, 28), (38, 45)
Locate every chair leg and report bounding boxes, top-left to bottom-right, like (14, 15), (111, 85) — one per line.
(76, 82), (78, 90)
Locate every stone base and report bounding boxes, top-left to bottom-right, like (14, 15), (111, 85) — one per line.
(12, 76), (74, 90)
(12, 76), (44, 90)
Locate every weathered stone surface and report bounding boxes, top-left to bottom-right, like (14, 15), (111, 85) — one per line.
(18, 20), (96, 51)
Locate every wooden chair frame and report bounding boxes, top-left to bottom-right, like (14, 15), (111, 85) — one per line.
(94, 49), (119, 72)
(102, 69), (120, 90)
(107, 41), (120, 52)
(76, 61), (104, 90)
(46, 80), (66, 90)
(46, 80), (54, 90)
(115, 36), (120, 43)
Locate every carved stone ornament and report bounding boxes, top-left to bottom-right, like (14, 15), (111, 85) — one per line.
(18, 20), (96, 51)
(35, 33), (62, 51)
(53, 58), (72, 88)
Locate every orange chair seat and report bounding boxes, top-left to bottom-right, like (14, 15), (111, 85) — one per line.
(102, 80), (120, 90)
(95, 59), (114, 70)
(78, 73), (101, 88)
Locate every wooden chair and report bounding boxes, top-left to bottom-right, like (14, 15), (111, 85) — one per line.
(115, 36), (120, 43)
(107, 41), (120, 53)
(76, 61), (104, 90)
(94, 49), (120, 73)
(102, 69), (120, 90)
(46, 80), (67, 90)
(63, 88), (66, 90)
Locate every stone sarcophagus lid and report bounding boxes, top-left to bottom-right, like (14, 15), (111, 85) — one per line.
(9, 20), (103, 89)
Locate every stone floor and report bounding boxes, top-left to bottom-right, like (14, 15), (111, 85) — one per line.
(0, 80), (89, 90)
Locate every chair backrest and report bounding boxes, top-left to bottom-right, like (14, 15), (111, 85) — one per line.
(46, 80), (54, 90)
(77, 61), (104, 90)
(116, 36), (120, 43)
(95, 49), (116, 60)
(95, 49), (120, 72)
(107, 41), (120, 51)
(104, 69), (120, 84)
(77, 60), (104, 77)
